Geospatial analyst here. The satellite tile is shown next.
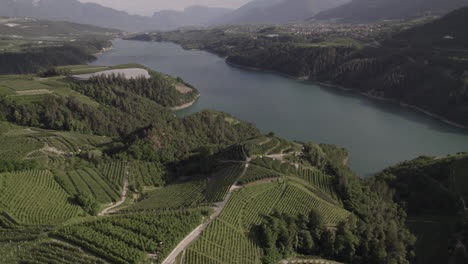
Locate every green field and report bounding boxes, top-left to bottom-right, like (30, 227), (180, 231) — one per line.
(53, 210), (204, 264)
(19, 240), (108, 264)
(0, 170), (81, 225)
(124, 180), (207, 212)
(175, 180), (349, 264)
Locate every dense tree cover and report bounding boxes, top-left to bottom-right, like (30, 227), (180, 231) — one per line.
(73, 192), (99, 216)
(70, 73), (198, 108)
(136, 8), (468, 126)
(38, 67), (72, 78)
(256, 210), (358, 264)
(0, 39), (110, 75)
(0, 159), (37, 173)
(374, 155), (462, 214)
(126, 110), (260, 163)
(373, 154), (468, 264)
(250, 161), (417, 264)
(0, 91), (173, 137)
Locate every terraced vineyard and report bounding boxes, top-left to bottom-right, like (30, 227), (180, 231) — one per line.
(19, 241), (107, 264)
(53, 210), (204, 264)
(205, 164), (245, 202)
(238, 164), (281, 184)
(242, 136), (301, 157)
(123, 181), (207, 212)
(100, 162), (127, 192)
(54, 167), (121, 204)
(130, 161), (164, 188)
(251, 157), (339, 200)
(34, 132), (112, 153)
(175, 180), (350, 264)
(0, 136), (43, 161)
(0, 170), (81, 225)
(180, 219), (262, 264)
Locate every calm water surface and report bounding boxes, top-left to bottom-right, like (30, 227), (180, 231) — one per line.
(92, 39), (468, 176)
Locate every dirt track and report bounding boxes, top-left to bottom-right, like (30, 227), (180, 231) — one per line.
(160, 158), (250, 264)
(98, 164), (130, 216)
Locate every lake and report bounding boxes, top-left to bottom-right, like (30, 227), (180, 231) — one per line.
(92, 39), (468, 176)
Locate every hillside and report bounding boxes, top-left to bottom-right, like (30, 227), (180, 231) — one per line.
(0, 17), (119, 74)
(134, 7), (468, 127)
(0, 60), (417, 264)
(151, 6), (233, 31)
(313, 0), (468, 22)
(213, 0), (350, 25)
(375, 153), (468, 264)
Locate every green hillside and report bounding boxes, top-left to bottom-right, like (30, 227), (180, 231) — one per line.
(0, 60), (418, 264)
(376, 153), (468, 264)
(0, 17), (119, 74)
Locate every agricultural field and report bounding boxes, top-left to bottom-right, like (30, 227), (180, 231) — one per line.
(238, 164), (281, 184)
(0, 135), (43, 161)
(129, 161), (165, 189)
(52, 210), (205, 264)
(0, 170), (81, 225)
(54, 167), (121, 204)
(175, 179), (350, 264)
(205, 164), (245, 202)
(18, 240), (108, 264)
(123, 180), (207, 213)
(242, 136), (301, 157)
(100, 162), (128, 192)
(248, 157), (339, 202)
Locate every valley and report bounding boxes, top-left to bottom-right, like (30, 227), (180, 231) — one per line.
(0, 1), (467, 264)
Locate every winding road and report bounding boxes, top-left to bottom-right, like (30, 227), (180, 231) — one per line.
(98, 163), (130, 216)
(160, 158), (250, 264)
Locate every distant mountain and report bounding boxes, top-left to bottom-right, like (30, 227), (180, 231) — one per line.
(0, 0), (231, 31)
(212, 0), (350, 25)
(151, 6), (233, 31)
(394, 6), (468, 48)
(313, 0), (468, 22)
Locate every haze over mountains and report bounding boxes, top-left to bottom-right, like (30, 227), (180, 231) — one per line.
(0, 0), (231, 31)
(1, 0), (468, 31)
(211, 0), (350, 25)
(313, 0), (468, 22)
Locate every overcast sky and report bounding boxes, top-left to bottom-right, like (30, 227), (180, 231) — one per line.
(78, 0), (252, 16)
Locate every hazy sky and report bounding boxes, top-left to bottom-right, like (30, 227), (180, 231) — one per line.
(78, 0), (252, 16)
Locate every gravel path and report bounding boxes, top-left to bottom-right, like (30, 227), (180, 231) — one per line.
(160, 158), (250, 264)
(98, 164), (130, 216)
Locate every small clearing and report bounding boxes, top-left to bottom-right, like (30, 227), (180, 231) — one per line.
(15, 89), (52, 95)
(175, 83), (193, 94)
(72, 68), (150, 81)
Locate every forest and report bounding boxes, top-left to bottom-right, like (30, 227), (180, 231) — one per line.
(0, 39), (112, 75)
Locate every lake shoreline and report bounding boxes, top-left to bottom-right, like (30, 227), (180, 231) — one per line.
(144, 39), (467, 130)
(317, 82), (468, 129)
(171, 94), (200, 111)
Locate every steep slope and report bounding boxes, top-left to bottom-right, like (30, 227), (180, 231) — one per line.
(213, 0), (349, 25)
(314, 0), (468, 22)
(376, 153), (468, 264)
